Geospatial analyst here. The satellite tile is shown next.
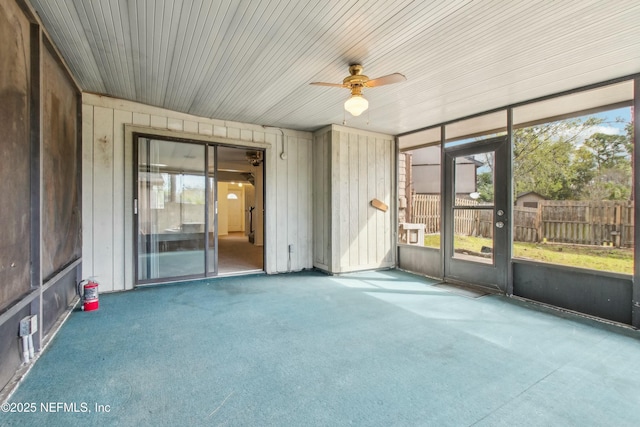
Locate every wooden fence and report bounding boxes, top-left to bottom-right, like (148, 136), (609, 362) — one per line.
(412, 195), (493, 238)
(513, 206), (538, 243)
(410, 195), (634, 247)
(412, 194), (440, 234)
(451, 197), (494, 238)
(536, 200), (634, 247)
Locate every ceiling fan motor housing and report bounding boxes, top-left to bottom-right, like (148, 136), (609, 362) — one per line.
(343, 64), (369, 88)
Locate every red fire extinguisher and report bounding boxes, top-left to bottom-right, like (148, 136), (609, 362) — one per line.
(77, 279), (99, 311)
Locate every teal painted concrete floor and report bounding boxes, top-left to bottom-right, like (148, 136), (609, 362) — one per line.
(2, 270), (640, 426)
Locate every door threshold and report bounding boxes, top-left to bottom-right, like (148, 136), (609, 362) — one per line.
(216, 269), (265, 277)
(436, 279), (501, 298)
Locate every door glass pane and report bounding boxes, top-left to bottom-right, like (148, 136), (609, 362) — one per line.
(138, 139), (206, 280)
(452, 151), (495, 263)
(455, 151), (494, 204)
(453, 209), (494, 264)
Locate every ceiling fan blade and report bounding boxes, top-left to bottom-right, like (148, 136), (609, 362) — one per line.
(365, 73), (406, 87)
(310, 82), (346, 88)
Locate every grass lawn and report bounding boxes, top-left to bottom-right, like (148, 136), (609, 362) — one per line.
(423, 234), (633, 275)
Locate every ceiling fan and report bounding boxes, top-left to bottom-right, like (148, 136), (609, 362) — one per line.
(310, 64), (406, 116)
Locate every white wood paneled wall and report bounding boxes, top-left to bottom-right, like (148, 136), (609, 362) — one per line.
(82, 94), (312, 292)
(312, 128), (332, 271)
(313, 125), (396, 273)
(269, 131), (313, 274)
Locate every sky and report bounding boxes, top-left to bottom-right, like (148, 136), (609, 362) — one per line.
(589, 106), (631, 136)
(464, 105), (633, 174)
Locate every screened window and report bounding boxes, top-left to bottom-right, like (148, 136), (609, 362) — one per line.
(398, 127), (441, 248)
(512, 83), (633, 275)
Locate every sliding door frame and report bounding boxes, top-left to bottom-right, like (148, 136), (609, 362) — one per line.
(133, 132), (264, 285)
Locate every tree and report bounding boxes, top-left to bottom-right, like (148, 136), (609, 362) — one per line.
(581, 168), (631, 200)
(513, 115), (633, 201)
(583, 132), (629, 170)
(476, 171), (493, 202)
(513, 124), (581, 199)
(578, 130), (632, 200)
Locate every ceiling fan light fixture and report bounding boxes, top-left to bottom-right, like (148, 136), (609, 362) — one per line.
(344, 94), (368, 116)
(311, 64), (405, 117)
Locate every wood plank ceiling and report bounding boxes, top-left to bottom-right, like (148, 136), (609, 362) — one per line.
(29, 0), (640, 135)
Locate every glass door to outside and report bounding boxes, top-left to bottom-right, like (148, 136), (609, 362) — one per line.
(443, 136), (509, 291)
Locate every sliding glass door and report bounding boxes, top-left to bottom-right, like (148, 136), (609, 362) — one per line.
(136, 138), (214, 282)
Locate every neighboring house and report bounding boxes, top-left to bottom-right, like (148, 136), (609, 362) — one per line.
(516, 191), (548, 208)
(409, 145), (483, 196)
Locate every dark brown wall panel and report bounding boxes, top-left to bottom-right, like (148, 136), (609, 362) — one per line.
(41, 46), (81, 280)
(0, 305), (30, 391)
(0, 0), (31, 310)
(42, 268), (76, 336)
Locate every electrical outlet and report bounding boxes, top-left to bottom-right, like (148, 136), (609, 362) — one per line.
(19, 317), (30, 336)
(19, 315), (38, 336)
